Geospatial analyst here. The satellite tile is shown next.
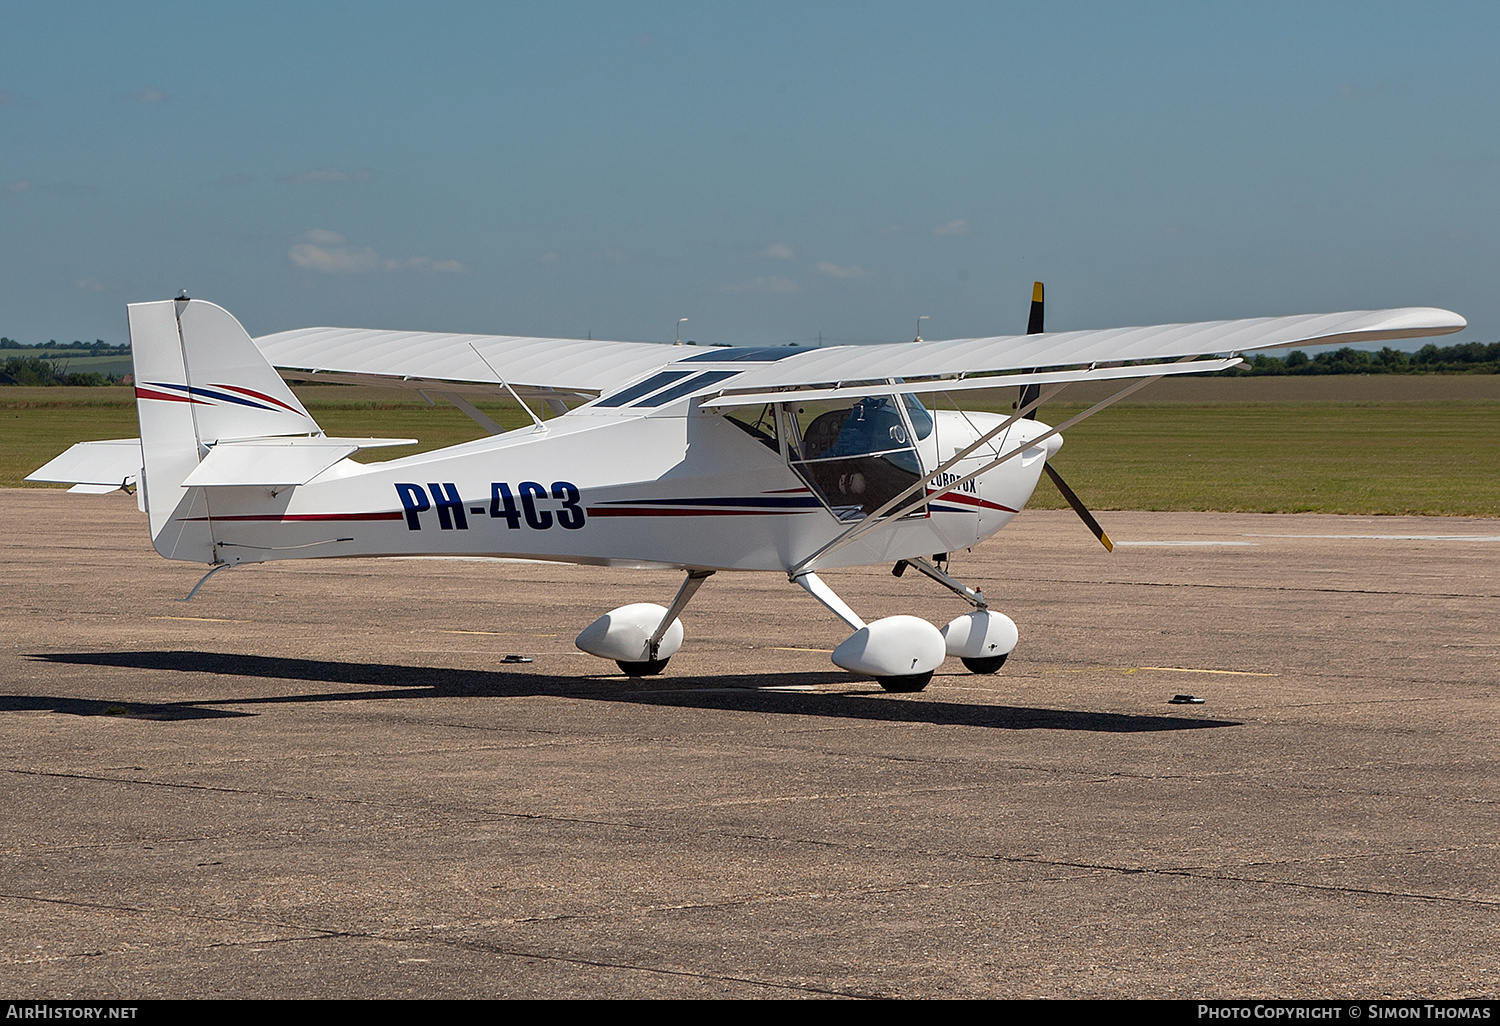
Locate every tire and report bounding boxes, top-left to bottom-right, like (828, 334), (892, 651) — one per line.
(877, 671), (933, 693)
(961, 654), (1008, 674)
(617, 658), (669, 677)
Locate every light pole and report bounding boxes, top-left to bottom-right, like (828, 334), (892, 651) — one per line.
(915, 315), (929, 343)
(675, 318), (689, 345)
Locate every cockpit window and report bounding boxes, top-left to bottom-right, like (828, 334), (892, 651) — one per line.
(780, 395), (927, 522)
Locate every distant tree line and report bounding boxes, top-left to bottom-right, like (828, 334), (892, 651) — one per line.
(1220, 342), (1500, 375)
(0, 355), (119, 386)
(0, 337), (130, 354)
(0, 338), (132, 385)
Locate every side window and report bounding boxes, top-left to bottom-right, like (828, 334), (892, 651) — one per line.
(723, 403), (780, 453)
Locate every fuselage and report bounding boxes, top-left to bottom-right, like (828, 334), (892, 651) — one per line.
(180, 394), (1058, 573)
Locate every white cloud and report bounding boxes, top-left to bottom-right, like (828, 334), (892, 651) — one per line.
(290, 241), (380, 273)
(816, 261), (866, 279)
(290, 230), (464, 274)
(76, 278), (104, 292)
(762, 243), (794, 259)
(5, 180), (31, 193)
(289, 166), (373, 184)
(722, 276), (799, 294)
(933, 219), (970, 236)
(383, 256), (466, 273)
(124, 88), (168, 103)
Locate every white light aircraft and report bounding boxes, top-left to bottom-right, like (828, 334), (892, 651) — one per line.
(30, 288), (1464, 690)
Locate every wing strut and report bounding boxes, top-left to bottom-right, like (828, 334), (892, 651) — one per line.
(791, 368), (1175, 573)
(469, 343), (548, 432)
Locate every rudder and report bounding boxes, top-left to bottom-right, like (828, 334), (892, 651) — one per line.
(130, 297), (321, 563)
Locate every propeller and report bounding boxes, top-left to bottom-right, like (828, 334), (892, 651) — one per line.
(1021, 281), (1113, 552)
(1042, 462), (1114, 552)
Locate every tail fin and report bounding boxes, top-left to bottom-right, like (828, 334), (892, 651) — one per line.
(130, 297), (321, 562)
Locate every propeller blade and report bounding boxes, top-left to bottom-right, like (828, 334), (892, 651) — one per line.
(1043, 462), (1113, 552)
(1026, 280), (1045, 335)
(1019, 281), (1044, 419)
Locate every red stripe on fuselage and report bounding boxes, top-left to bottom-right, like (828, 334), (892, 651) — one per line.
(925, 488), (1016, 513)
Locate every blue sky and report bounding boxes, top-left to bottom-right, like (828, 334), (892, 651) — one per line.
(2, 2), (1496, 349)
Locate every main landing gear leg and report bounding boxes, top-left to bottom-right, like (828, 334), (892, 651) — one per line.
(895, 557), (1017, 674)
(632, 569), (715, 675)
(791, 571), (944, 693)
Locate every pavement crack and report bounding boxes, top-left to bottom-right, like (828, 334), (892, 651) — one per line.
(979, 855), (1500, 908)
(0, 890), (339, 936)
(378, 934), (881, 998)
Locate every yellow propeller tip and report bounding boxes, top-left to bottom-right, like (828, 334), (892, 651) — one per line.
(1100, 532), (1114, 552)
(1032, 282), (1044, 303)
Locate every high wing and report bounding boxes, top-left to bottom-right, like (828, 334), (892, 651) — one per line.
(254, 326), (681, 399)
(710, 307), (1465, 397)
(254, 307), (1464, 404)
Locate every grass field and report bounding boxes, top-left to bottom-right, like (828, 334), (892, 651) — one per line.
(1028, 400), (1499, 516)
(5, 384), (1498, 516)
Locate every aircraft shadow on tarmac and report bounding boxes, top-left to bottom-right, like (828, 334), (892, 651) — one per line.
(23, 650), (1241, 733)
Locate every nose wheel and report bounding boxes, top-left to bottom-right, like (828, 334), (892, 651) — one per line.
(896, 558), (1019, 675)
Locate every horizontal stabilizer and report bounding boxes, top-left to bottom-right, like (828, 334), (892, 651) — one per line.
(180, 436), (416, 488)
(27, 438), (142, 490)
